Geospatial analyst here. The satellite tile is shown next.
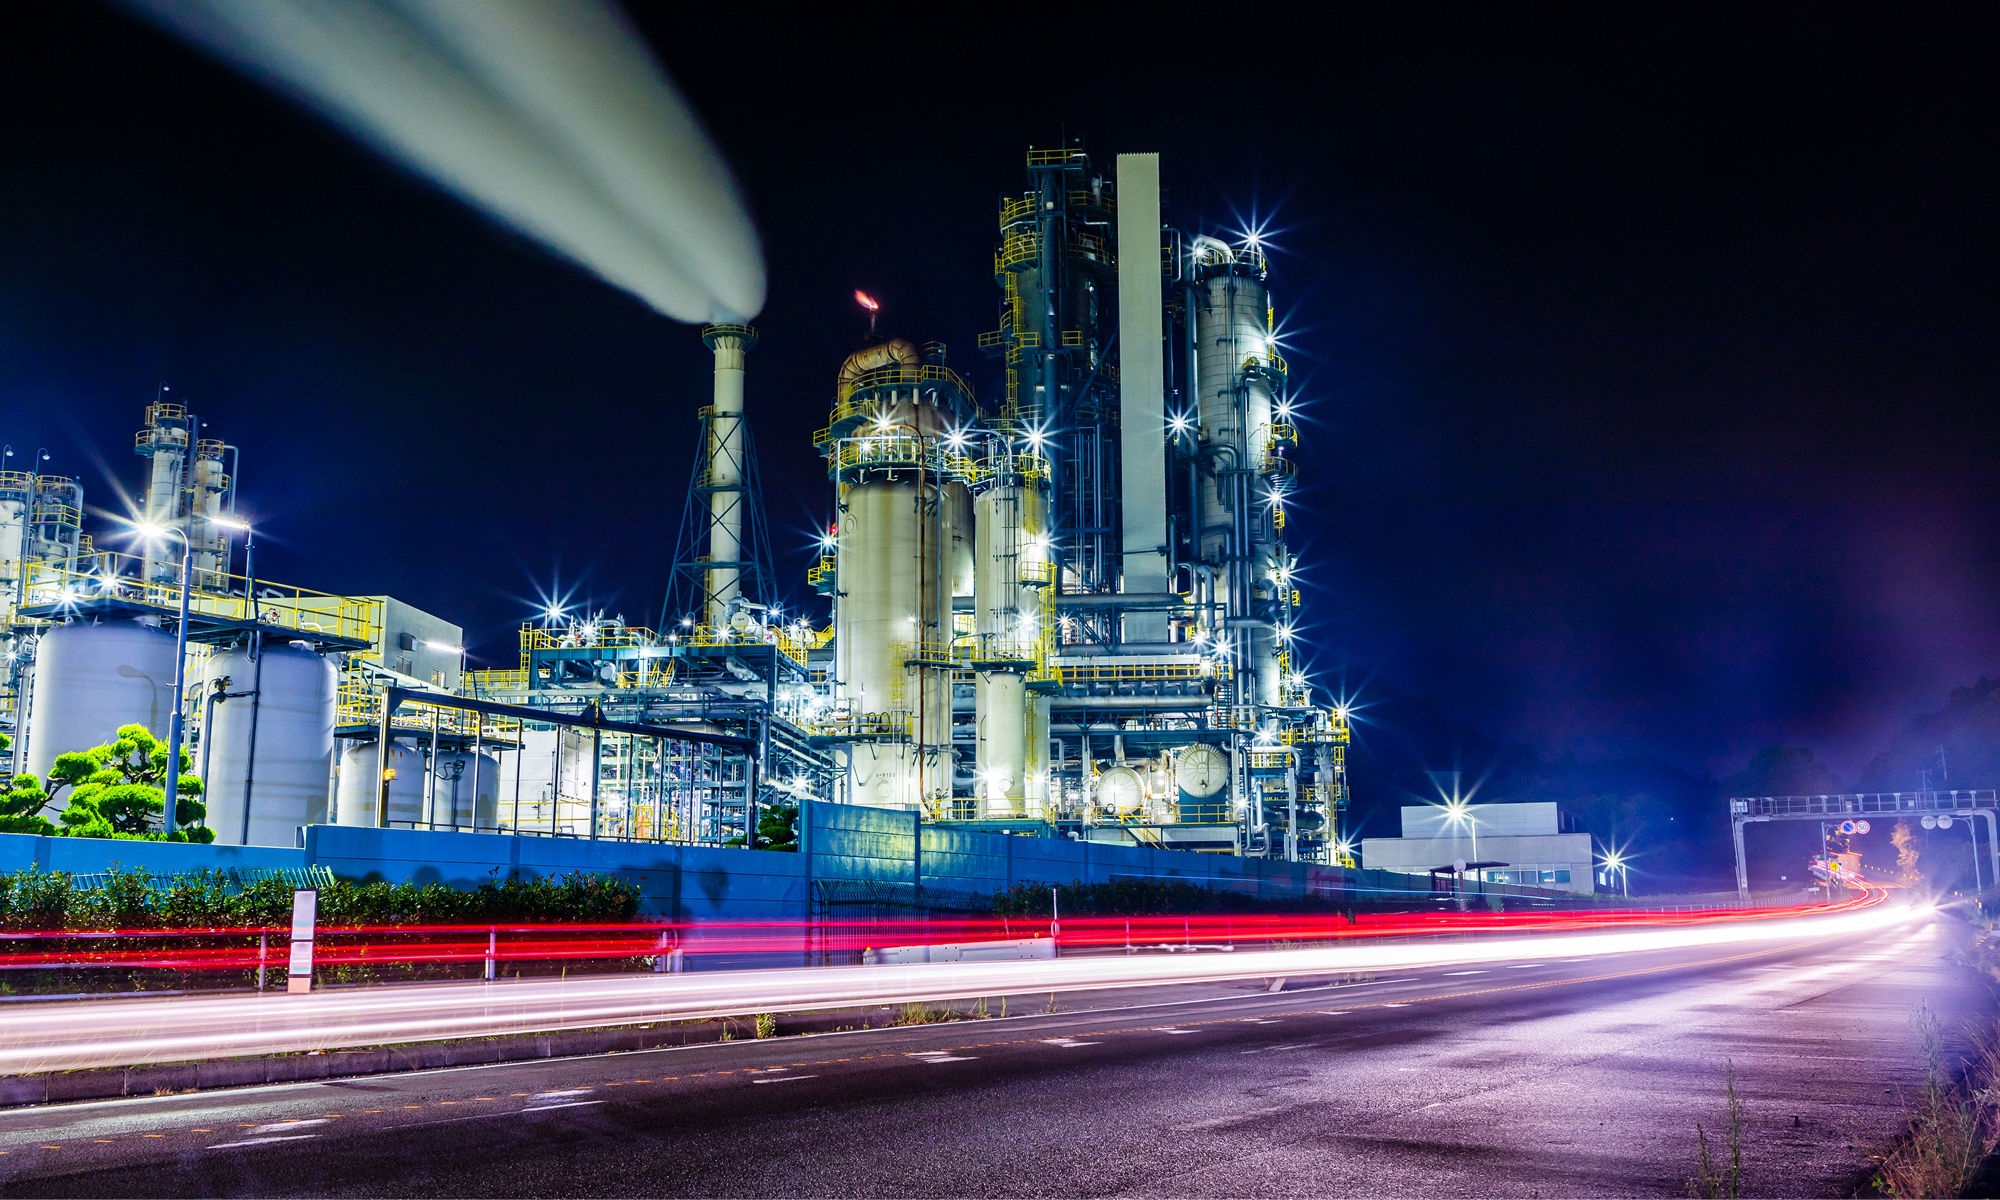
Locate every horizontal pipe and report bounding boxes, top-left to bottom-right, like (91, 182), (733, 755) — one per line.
(1046, 695), (1213, 711)
(1050, 643), (1198, 658)
(1053, 592), (1185, 610)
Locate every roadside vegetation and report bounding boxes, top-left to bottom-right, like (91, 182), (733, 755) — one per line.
(0, 863), (643, 994)
(0, 727), (211, 841)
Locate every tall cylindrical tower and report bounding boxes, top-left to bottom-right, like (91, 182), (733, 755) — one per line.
(136, 401), (193, 586)
(823, 339), (971, 811)
(969, 449), (1049, 817)
(700, 323), (757, 627)
(1190, 239), (1286, 707)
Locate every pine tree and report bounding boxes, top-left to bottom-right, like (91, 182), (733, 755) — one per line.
(0, 733), (58, 835)
(50, 725), (213, 843)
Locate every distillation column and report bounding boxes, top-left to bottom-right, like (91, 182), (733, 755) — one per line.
(827, 340), (966, 811)
(701, 324), (757, 627)
(1192, 243), (1281, 709)
(970, 450), (1049, 817)
(136, 401), (192, 585)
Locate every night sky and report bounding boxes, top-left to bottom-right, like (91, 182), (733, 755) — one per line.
(3, 3), (1994, 787)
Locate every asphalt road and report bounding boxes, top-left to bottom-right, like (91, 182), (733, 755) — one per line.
(0, 910), (1983, 1198)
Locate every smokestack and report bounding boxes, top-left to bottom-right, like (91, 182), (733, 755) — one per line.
(700, 323), (757, 626)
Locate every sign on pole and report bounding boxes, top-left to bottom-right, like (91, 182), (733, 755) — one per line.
(1856, 820), (1871, 834)
(287, 888), (318, 995)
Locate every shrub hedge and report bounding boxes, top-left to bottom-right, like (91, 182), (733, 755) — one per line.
(0, 865), (642, 931)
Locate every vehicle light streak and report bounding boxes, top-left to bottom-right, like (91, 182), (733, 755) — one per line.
(0, 890), (1909, 1074)
(0, 891), (1882, 972)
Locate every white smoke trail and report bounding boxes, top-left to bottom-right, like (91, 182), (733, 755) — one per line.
(122, 0), (764, 323)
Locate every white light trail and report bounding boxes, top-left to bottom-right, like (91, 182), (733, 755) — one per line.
(0, 900), (1919, 1075)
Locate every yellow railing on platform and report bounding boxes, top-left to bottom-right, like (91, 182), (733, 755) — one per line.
(835, 362), (974, 406)
(22, 554), (380, 646)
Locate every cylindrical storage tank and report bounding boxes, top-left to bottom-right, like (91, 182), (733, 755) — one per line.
(202, 642), (336, 847)
(976, 671), (1026, 818)
(497, 727), (560, 830)
(946, 480), (975, 601)
(835, 478), (923, 809)
(430, 750), (501, 829)
(25, 621), (178, 780)
(334, 738), (426, 827)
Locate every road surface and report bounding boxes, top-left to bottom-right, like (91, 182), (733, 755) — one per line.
(0, 908), (1980, 1197)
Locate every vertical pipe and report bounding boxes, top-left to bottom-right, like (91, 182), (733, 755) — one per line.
(374, 692), (395, 827)
(471, 713), (484, 827)
(589, 725), (602, 840)
(425, 706), (440, 827)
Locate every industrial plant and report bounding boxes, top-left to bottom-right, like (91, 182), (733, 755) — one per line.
(2, 145), (1349, 864)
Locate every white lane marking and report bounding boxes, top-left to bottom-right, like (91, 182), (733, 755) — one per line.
(521, 1100), (604, 1112)
(1239, 1018), (1278, 1024)
(1041, 1037), (1098, 1048)
(249, 1119), (328, 1133)
(530, 1088), (594, 1099)
(1156, 1027), (1197, 1035)
(1381, 1002), (1411, 1008)
(1505, 964), (1545, 969)
(907, 1051), (977, 1062)
(1442, 970), (1486, 976)
(753, 1074), (818, 1083)
(208, 1134), (318, 1149)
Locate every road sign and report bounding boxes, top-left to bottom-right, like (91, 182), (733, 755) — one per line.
(1856, 820), (1871, 834)
(1922, 815), (1938, 829)
(1940, 815), (1956, 830)
(1839, 820), (1856, 835)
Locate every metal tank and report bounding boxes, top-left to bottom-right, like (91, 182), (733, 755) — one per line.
(0, 470), (30, 614)
(1192, 241), (1283, 706)
(828, 343), (962, 811)
(333, 738), (426, 826)
(970, 450), (1049, 818)
(24, 620), (178, 780)
(136, 402), (192, 585)
(201, 642), (336, 846)
(425, 748), (500, 829)
(191, 441), (231, 587)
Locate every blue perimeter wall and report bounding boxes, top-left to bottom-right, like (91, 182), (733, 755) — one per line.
(0, 802), (1354, 920)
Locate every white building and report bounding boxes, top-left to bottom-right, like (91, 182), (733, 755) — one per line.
(1360, 801), (1595, 894)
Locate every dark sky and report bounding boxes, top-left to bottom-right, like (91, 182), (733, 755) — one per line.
(2, 3), (1994, 783)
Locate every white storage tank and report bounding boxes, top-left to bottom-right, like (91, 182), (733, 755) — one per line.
(430, 749), (500, 829)
(202, 642), (336, 847)
(334, 738), (425, 826)
(496, 727), (560, 831)
(25, 620), (178, 780)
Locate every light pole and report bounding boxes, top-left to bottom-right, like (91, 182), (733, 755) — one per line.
(136, 521), (194, 837)
(1445, 802), (1479, 886)
(1599, 846), (1630, 897)
(139, 513), (249, 839)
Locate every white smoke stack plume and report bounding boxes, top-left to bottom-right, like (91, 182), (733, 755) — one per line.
(122, 0), (765, 324)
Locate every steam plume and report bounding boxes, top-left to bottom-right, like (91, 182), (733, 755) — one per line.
(122, 0), (765, 323)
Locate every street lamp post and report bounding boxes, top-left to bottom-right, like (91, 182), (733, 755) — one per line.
(1600, 846), (1630, 898)
(1445, 803), (1479, 886)
(145, 524), (194, 838)
(141, 514), (250, 839)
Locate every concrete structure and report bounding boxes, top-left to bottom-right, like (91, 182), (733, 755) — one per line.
(1360, 802), (1594, 894)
